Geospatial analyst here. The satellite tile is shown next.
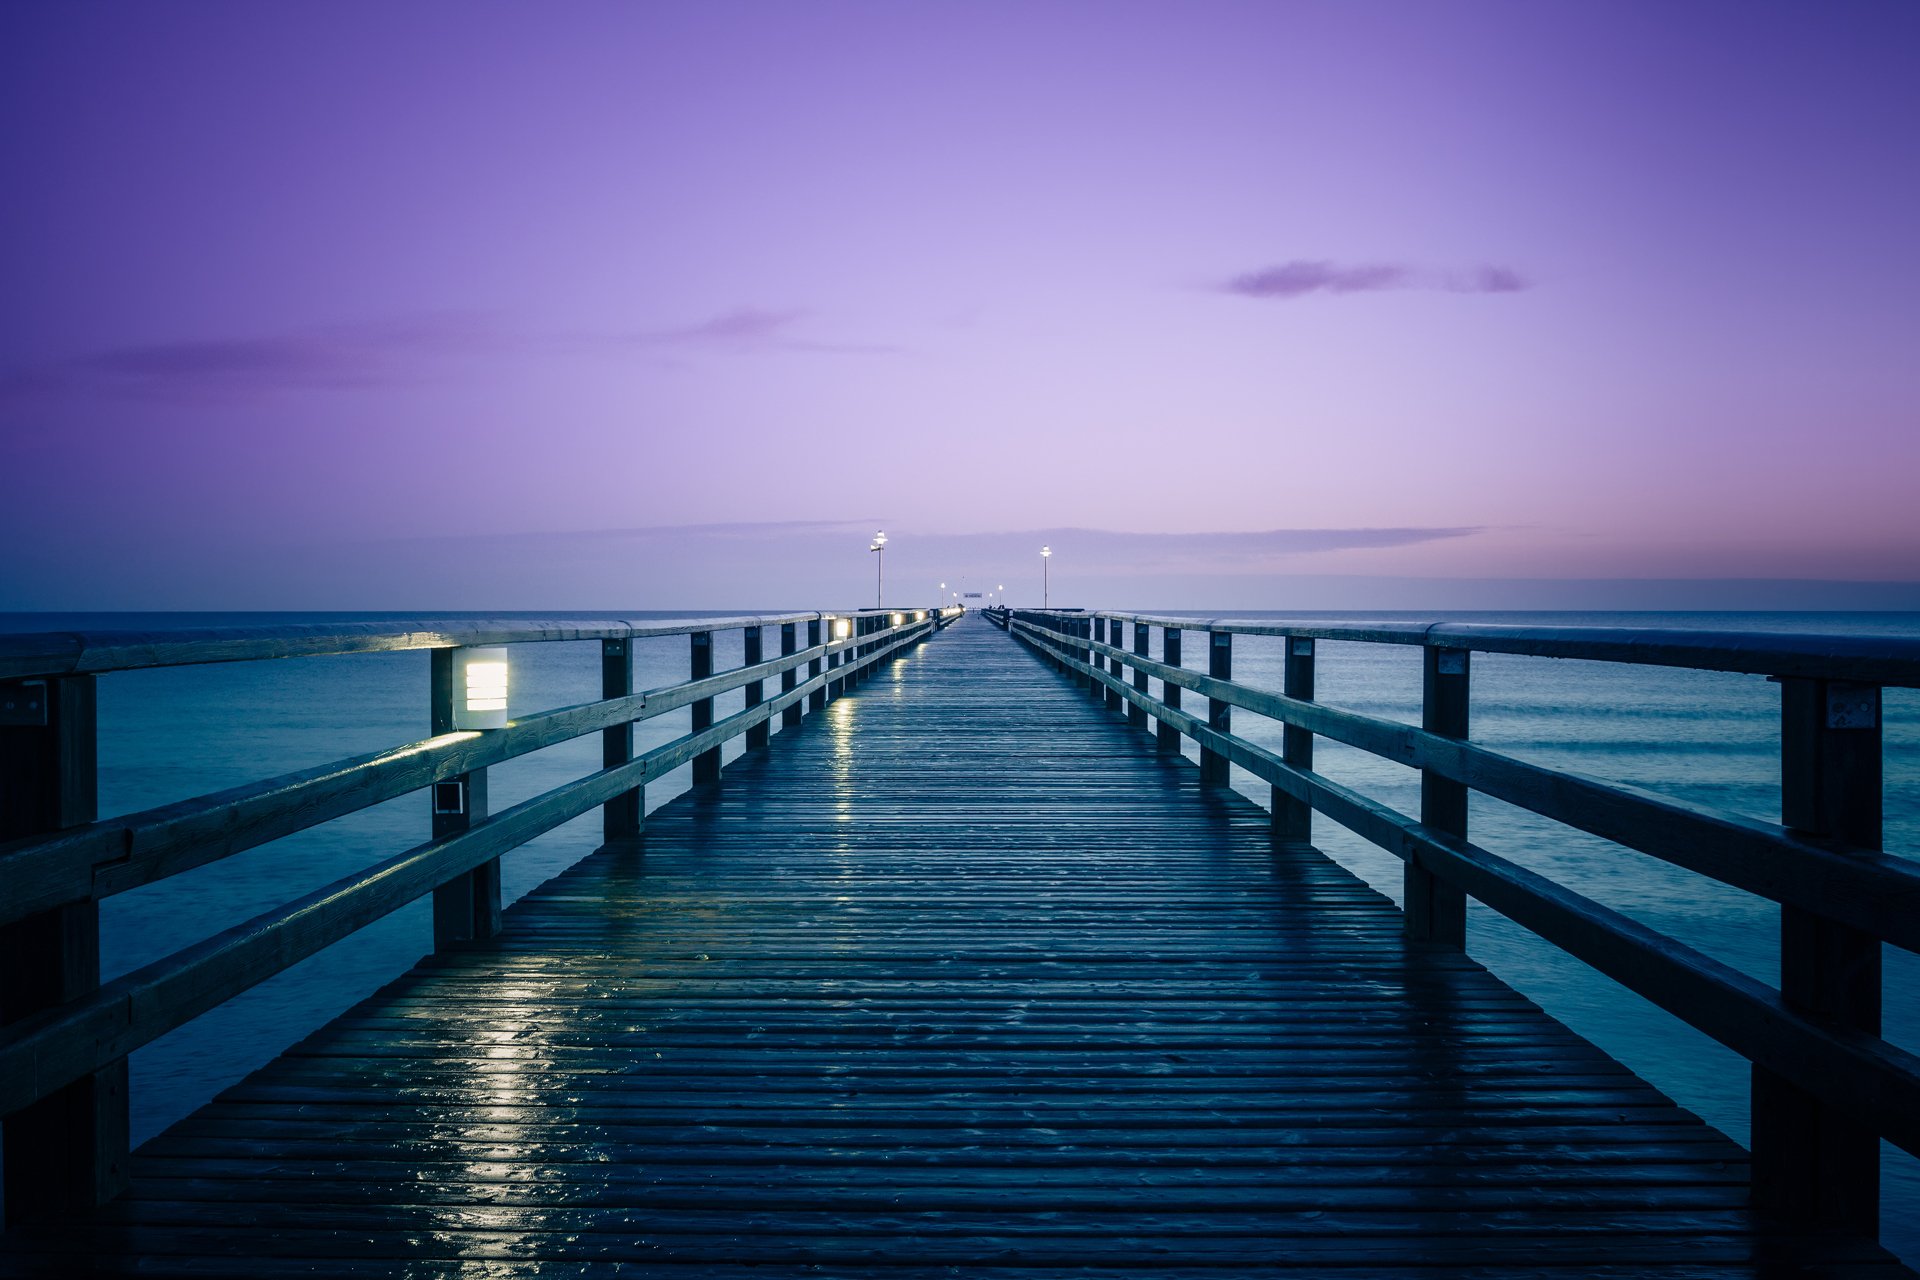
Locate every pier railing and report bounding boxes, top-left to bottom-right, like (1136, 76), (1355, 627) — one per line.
(992, 605), (1920, 1238)
(0, 606), (959, 1221)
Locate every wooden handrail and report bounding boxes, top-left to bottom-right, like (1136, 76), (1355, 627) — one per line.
(0, 637), (921, 1119)
(1001, 607), (1919, 1231)
(1048, 609), (1920, 687)
(0, 609), (921, 681)
(1052, 619), (1920, 951)
(0, 607), (952, 1216)
(0, 636), (866, 925)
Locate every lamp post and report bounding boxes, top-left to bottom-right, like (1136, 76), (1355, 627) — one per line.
(939, 582), (946, 613)
(869, 530), (887, 608)
(1040, 546), (1051, 609)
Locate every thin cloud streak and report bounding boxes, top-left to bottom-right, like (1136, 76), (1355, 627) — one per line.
(1223, 260), (1530, 299)
(0, 305), (900, 408)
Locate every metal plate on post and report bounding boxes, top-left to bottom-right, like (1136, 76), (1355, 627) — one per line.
(1436, 650), (1468, 676)
(1827, 684), (1878, 730)
(0, 680), (48, 726)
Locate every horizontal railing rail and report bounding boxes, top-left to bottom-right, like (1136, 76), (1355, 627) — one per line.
(1087, 611), (1920, 687)
(0, 604), (961, 1221)
(0, 612), (845, 681)
(993, 604), (1915, 1240)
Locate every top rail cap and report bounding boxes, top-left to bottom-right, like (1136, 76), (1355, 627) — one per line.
(0, 612), (834, 679)
(1053, 610), (1920, 686)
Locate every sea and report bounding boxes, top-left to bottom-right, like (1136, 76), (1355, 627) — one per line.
(3, 609), (1916, 1264)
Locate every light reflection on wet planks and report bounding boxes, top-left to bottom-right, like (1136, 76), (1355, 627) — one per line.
(4, 618), (1911, 1277)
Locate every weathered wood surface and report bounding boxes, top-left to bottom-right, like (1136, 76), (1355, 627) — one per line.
(2, 618), (1910, 1276)
(1087, 612), (1920, 687)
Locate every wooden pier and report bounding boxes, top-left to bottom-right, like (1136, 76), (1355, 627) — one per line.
(2, 610), (1917, 1275)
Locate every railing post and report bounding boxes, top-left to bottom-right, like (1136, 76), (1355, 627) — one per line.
(743, 625), (768, 750)
(781, 622), (802, 728)
(1200, 630), (1232, 784)
(1158, 627), (1182, 752)
(1751, 678), (1882, 1235)
(1100, 618), (1123, 711)
(809, 618), (827, 710)
(0, 674), (128, 1221)
(1130, 622), (1149, 729)
(1082, 618), (1100, 696)
(1407, 647), (1468, 945)
(1274, 637), (1315, 844)
(430, 649), (501, 947)
(690, 631), (719, 784)
(601, 637), (641, 844)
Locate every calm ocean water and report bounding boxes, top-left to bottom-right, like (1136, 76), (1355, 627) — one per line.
(3, 609), (1916, 1263)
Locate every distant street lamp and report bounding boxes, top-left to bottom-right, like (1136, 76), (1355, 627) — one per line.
(939, 581), (946, 610)
(869, 530), (887, 608)
(1040, 546), (1051, 609)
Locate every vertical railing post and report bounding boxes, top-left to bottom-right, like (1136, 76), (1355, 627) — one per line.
(1752, 677), (1882, 1235)
(602, 636), (641, 845)
(0, 674), (127, 1221)
(690, 631), (719, 785)
(809, 618), (827, 711)
(1100, 618), (1123, 711)
(781, 622), (802, 728)
(1274, 637), (1315, 845)
(1130, 622), (1149, 729)
(1158, 627), (1182, 752)
(1407, 647), (1468, 945)
(743, 625), (768, 750)
(1200, 630), (1232, 784)
(1082, 618), (1100, 696)
(431, 649), (501, 948)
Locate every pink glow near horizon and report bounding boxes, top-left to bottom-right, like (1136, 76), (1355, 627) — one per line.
(2, 2), (1917, 608)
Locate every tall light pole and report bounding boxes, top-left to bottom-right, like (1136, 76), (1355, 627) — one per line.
(1040, 546), (1051, 608)
(939, 581), (946, 612)
(869, 530), (887, 608)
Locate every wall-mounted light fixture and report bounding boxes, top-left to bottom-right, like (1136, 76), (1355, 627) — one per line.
(451, 646), (509, 730)
(891, 612), (903, 626)
(833, 617), (853, 640)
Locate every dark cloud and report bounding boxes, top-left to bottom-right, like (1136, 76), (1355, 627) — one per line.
(650, 308), (809, 344)
(0, 314), (498, 407)
(1222, 260), (1530, 300)
(630, 308), (900, 355)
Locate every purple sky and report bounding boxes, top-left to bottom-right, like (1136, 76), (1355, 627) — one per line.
(3, 2), (1917, 609)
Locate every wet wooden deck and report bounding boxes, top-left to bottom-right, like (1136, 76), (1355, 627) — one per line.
(3, 617), (1909, 1276)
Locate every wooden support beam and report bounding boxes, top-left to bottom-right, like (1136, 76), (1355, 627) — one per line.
(1130, 623), (1149, 730)
(1101, 619), (1123, 712)
(808, 619), (826, 711)
(1158, 627), (1182, 752)
(430, 649), (500, 947)
(1274, 636), (1314, 845)
(0, 674), (127, 1222)
(601, 637), (640, 844)
(690, 631), (719, 784)
(1200, 630), (1232, 785)
(1407, 647), (1469, 945)
(780, 622), (802, 728)
(743, 626), (768, 750)
(1752, 677), (1883, 1235)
